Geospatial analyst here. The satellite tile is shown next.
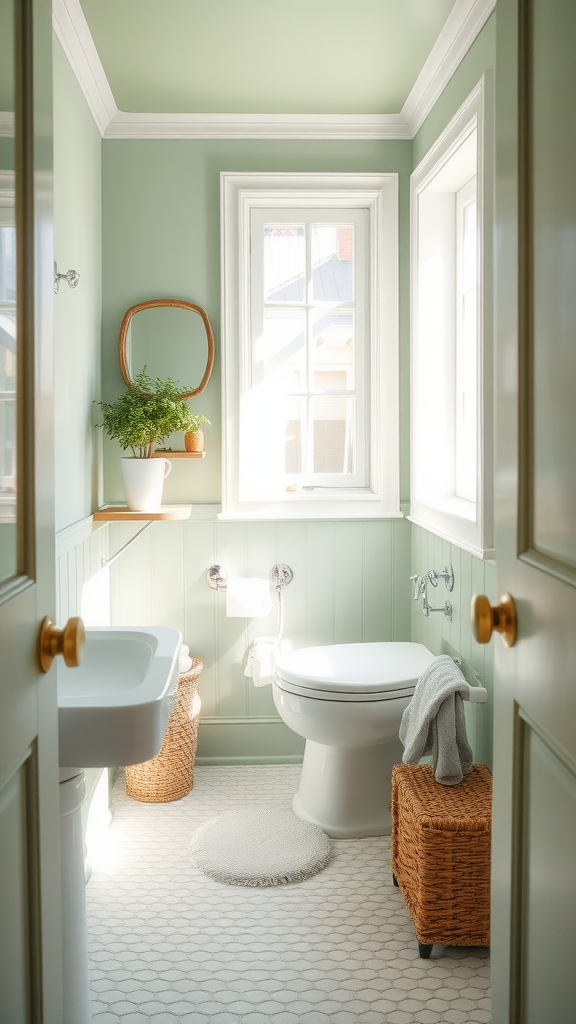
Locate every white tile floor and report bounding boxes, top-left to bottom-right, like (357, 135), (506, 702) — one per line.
(86, 765), (491, 1024)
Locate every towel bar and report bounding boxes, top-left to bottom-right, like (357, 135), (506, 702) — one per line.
(462, 683), (488, 703)
(451, 658), (488, 703)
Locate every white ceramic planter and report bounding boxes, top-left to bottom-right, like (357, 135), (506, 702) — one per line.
(120, 457), (172, 511)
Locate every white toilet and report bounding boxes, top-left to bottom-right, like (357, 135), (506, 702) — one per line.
(273, 641), (435, 838)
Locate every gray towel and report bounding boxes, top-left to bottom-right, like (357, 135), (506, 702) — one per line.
(399, 655), (473, 786)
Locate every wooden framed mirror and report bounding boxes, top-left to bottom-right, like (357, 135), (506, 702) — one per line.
(119, 299), (215, 398)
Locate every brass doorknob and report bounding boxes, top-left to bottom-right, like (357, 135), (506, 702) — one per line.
(471, 593), (517, 648)
(39, 616), (86, 673)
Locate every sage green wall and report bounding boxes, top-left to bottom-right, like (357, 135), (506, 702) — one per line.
(100, 138), (412, 760)
(101, 138), (412, 507)
(53, 36), (102, 532)
(409, 13), (496, 768)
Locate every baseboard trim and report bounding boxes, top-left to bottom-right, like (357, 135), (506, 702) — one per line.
(199, 716), (281, 726)
(195, 755), (303, 766)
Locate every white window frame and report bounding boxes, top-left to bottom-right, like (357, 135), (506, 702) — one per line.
(221, 172), (400, 519)
(409, 75), (494, 557)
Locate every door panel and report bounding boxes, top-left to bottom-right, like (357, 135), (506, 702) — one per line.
(0, 756), (36, 1024)
(0, 0), (60, 1020)
(531, 0), (576, 570)
(493, 0), (576, 1020)
(521, 725), (576, 1022)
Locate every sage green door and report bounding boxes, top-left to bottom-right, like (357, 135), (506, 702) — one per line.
(0, 0), (61, 1020)
(491, 0), (576, 1020)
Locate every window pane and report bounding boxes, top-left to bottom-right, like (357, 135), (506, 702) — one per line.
(456, 288), (478, 502)
(254, 308), (306, 391)
(456, 194), (478, 503)
(264, 225), (305, 302)
(311, 311), (354, 391)
(311, 225), (353, 302)
(461, 200), (477, 291)
(311, 397), (355, 474)
(285, 397), (304, 475)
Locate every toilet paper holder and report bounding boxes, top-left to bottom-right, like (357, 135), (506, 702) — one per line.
(206, 565), (229, 591)
(206, 563), (293, 592)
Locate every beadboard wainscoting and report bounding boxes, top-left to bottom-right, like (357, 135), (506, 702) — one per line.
(55, 518), (110, 623)
(55, 517), (112, 862)
(410, 523), (496, 767)
(108, 512), (412, 763)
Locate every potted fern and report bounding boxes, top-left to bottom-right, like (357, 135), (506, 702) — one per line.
(98, 369), (198, 511)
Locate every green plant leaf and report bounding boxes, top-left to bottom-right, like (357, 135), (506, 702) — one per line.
(97, 368), (208, 457)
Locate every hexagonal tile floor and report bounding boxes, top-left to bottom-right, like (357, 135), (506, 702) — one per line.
(86, 765), (491, 1024)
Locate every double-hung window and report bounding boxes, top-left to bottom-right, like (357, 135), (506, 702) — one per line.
(221, 173), (399, 519)
(410, 77), (493, 556)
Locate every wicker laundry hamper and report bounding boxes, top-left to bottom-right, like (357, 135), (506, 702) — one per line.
(125, 657), (202, 803)
(391, 763), (491, 958)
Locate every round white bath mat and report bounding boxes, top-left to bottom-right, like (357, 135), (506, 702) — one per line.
(189, 807), (332, 886)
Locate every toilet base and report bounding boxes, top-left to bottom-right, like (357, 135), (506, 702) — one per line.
(292, 737), (405, 838)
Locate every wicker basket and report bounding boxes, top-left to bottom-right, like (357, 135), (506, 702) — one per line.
(184, 429), (204, 452)
(125, 657), (203, 803)
(391, 763), (491, 955)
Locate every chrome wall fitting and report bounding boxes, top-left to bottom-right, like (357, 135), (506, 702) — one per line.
(428, 599), (452, 620)
(420, 579), (453, 620)
(54, 262), (80, 294)
(206, 565), (229, 591)
(426, 564), (454, 592)
(206, 563), (293, 592)
(411, 571), (453, 620)
(271, 564), (293, 590)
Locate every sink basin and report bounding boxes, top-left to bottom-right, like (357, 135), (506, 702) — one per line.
(57, 626), (182, 768)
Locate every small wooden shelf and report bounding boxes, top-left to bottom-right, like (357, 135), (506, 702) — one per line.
(93, 505), (192, 521)
(151, 451), (206, 459)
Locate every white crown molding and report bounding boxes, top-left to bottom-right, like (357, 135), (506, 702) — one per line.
(52, 0), (118, 136)
(401, 0), (496, 136)
(53, 0), (495, 141)
(104, 110), (411, 141)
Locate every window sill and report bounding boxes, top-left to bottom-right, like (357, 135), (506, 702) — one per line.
(407, 514), (494, 560)
(218, 509), (405, 522)
(418, 495), (477, 523)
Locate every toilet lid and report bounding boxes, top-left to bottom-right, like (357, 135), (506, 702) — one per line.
(274, 642), (435, 698)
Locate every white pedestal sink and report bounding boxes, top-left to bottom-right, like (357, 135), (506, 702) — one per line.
(58, 626), (182, 1024)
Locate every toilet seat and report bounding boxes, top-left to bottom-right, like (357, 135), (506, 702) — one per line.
(274, 641), (435, 702)
(273, 674), (415, 702)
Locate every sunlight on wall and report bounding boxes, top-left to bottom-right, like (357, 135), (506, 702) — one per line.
(81, 566), (110, 626)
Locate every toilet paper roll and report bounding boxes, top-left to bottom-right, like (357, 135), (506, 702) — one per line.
(178, 643), (192, 673)
(226, 577), (272, 618)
